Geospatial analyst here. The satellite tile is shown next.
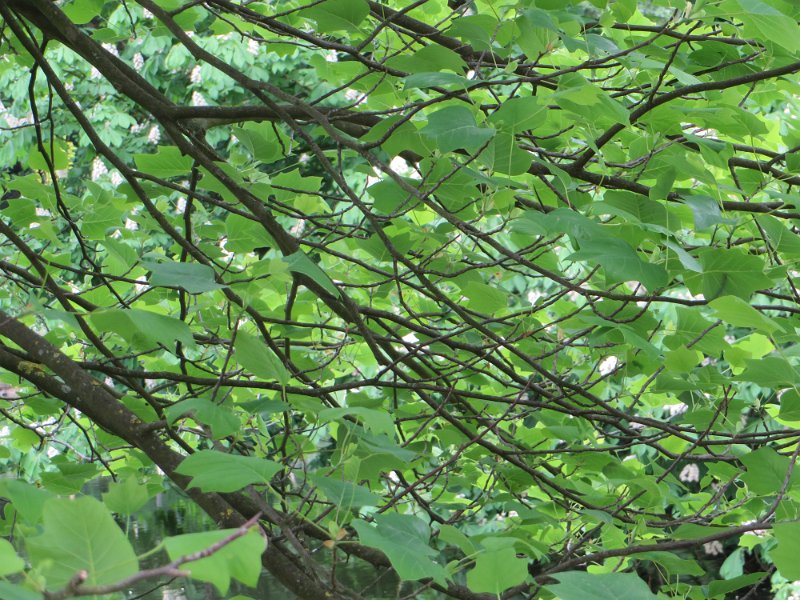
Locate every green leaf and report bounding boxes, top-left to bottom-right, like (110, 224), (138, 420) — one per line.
(0, 480), (52, 523)
(741, 446), (798, 495)
(81, 202), (121, 240)
(466, 546), (529, 594)
(421, 106), (496, 153)
(446, 14), (498, 51)
(404, 72), (470, 89)
(164, 529), (266, 594)
(102, 238), (138, 271)
(41, 463), (100, 495)
(709, 296), (780, 334)
(663, 346), (702, 373)
(598, 191), (670, 230)
(555, 74), (629, 125)
(719, 547), (744, 580)
(772, 522), (800, 580)
(685, 248), (773, 300)
(488, 96), (545, 133)
(545, 571), (659, 600)
(460, 281), (508, 314)
(736, 0), (800, 53)
(175, 450), (282, 493)
(568, 238), (668, 290)
(485, 132), (532, 175)
(681, 195), (734, 230)
(638, 551), (704, 576)
(512, 211), (548, 236)
(89, 308), (195, 349)
(133, 146), (193, 178)
(312, 474), (381, 508)
(0, 583), (43, 600)
(102, 477), (154, 516)
(709, 573), (768, 598)
(368, 178), (415, 214)
(234, 332), (290, 384)
(537, 207), (604, 241)
(611, 0), (636, 20)
(144, 260), (225, 293)
(437, 524), (477, 555)
(318, 406), (394, 437)
(357, 431), (417, 462)
(26, 497), (138, 589)
(301, 0), (369, 32)
(28, 139), (69, 171)
(779, 389), (800, 421)
(673, 524), (733, 540)
(388, 44), (467, 74)
(232, 122), (288, 163)
(63, 0), (105, 23)
(352, 514), (447, 583)
(516, 8), (561, 58)
(757, 215), (800, 256)
(8, 175), (56, 211)
(225, 214), (276, 253)
(739, 357), (797, 388)
(284, 251), (340, 298)
(165, 397), (240, 439)
(11, 428), (39, 452)
(0, 538), (25, 576)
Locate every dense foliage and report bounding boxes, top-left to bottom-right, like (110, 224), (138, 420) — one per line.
(2, 0), (800, 598)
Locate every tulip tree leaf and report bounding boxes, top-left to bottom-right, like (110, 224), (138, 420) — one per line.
(466, 547), (529, 594)
(301, 0), (369, 32)
(234, 332), (290, 384)
(89, 308), (195, 349)
(685, 249), (773, 300)
(312, 474), (381, 508)
(134, 146), (193, 178)
(26, 497), (138, 589)
(736, 0), (800, 53)
(545, 571), (659, 600)
(0, 539), (25, 577)
(144, 260), (226, 293)
(708, 296), (780, 334)
(175, 450), (283, 493)
(284, 251), (340, 298)
(352, 514), (448, 583)
(772, 522), (800, 580)
(0, 583), (44, 600)
(102, 477), (153, 516)
(421, 106), (496, 153)
(164, 529), (267, 594)
(568, 238), (668, 290)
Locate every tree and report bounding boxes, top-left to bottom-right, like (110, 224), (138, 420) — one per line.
(2, 0), (800, 598)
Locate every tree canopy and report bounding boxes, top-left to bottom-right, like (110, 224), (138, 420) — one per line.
(2, 0), (800, 598)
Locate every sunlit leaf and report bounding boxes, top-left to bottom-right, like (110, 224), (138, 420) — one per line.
(234, 332), (290, 384)
(0, 539), (25, 576)
(133, 146), (193, 178)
